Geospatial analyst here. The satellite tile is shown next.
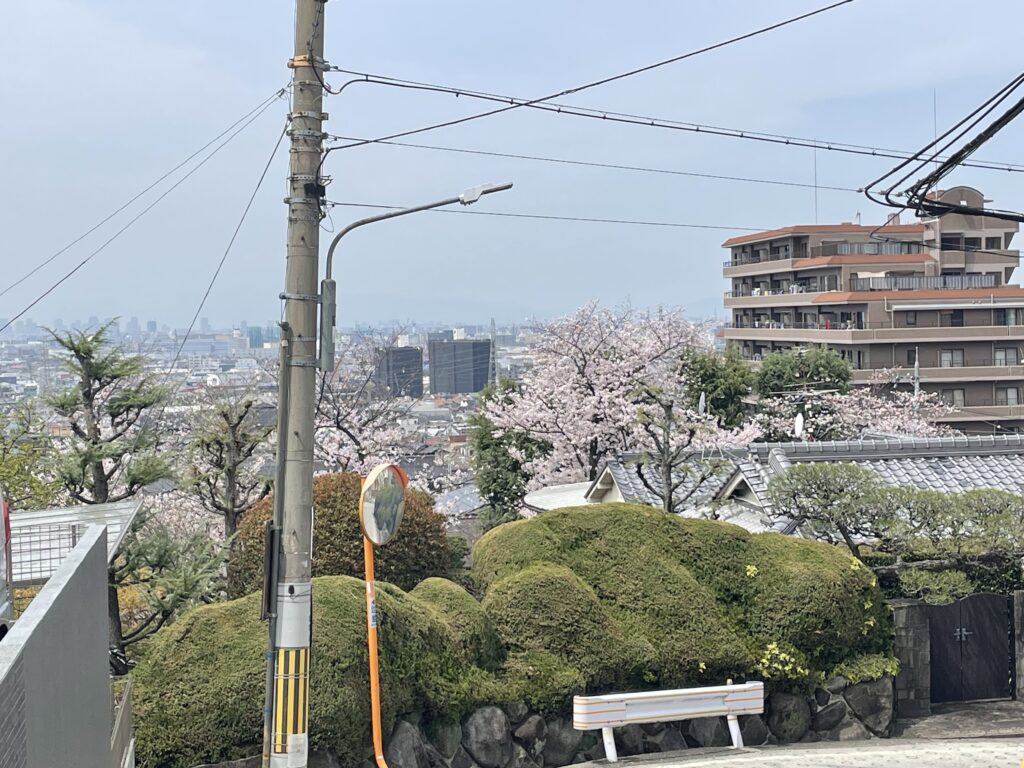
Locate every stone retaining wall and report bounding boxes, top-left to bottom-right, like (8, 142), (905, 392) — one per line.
(195, 677), (894, 768)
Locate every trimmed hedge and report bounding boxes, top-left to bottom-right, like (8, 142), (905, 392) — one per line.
(410, 577), (504, 669)
(134, 576), (484, 768)
(135, 503), (892, 767)
(229, 472), (450, 596)
(473, 504), (890, 686)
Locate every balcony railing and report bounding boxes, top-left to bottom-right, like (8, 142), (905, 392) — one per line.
(725, 285), (824, 298)
(848, 274), (998, 291)
(723, 320), (1024, 331)
(809, 242), (924, 257)
(724, 253), (792, 268)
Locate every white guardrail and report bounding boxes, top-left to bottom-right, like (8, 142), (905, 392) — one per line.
(572, 681), (764, 762)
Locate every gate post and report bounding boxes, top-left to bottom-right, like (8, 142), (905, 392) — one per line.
(891, 599), (931, 718)
(1014, 591), (1024, 700)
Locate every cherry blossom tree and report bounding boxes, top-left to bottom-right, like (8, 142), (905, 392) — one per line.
(314, 330), (416, 475)
(754, 369), (956, 441)
(630, 356), (761, 512)
(485, 304), (723, 486)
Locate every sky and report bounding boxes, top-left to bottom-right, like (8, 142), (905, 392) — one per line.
(2, 0), (1024, 330)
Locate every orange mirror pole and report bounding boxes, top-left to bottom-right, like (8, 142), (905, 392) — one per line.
(363, 534), (389, 768)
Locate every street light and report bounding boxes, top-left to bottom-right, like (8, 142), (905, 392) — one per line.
(318, 182), (513, 372)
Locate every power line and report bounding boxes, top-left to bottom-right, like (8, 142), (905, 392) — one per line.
(325, 71), (1024, 175)
(0, 96), (284, 336)
(326, 201), (765, 231)
(327, 134), (861, 193)
(325, 0), (855, 150)
(0, 89), (287, 301)
(108, 120), (289, 492)
(167, 124), (289, 384)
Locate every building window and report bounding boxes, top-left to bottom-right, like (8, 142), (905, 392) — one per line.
(907, 349), (917, 366)
(905, 311), (917, 326)
(995, 348), (1019, 366)
(942, 389), (965, 407)
(997, 387), (1020, 406)
(994, 308), (1018, 326)
(964, 236), (982, 251)
(941, 233), (964, 249)
(986, 236), (1003, 250)
(951, 309), (964, 327)
(939, 349), (964, 368)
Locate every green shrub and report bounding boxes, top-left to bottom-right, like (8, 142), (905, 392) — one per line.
(830, 653), (900, 684)
(410, 577), (504, 669)
(743, 533), (892, 667)
(472, 503), (889, 685)
(229, 472), (450, 597)
(136, 502), (894, 766)
(498, 650), (586, 715)
(134, 575), (485, 768)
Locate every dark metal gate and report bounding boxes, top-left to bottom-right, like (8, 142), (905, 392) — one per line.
(929, 593), (1014, 703)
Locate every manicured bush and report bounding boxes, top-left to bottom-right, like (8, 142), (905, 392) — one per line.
(229, 472), (450, 597)
(135, 502), (893, 767)
(134, 575), (483, 768)
(410, 577), (504, 669)
(473, 503), (889, 686)
(830, 653), (900, 684)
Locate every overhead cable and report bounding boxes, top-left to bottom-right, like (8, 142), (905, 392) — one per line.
(0, 89), (287, 301)
(326, 201), (765, 231)
(327, 134), (860, 193)
(325, 72), (1024, 174)
(0, 95), (285, 335)
(321, 1), (855, 148)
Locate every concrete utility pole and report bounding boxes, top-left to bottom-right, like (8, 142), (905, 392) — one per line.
(262, 0), (325, 765)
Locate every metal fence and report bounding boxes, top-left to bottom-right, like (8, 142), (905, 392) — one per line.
(10, 522), (87, 594)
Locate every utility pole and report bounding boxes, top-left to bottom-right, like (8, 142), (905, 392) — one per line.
(262, 0), (325, 765)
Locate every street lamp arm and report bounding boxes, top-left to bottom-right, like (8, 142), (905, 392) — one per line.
(325, 195), (461, 280)
(325, 181), (513, 279)
(318, 181), (512, 374)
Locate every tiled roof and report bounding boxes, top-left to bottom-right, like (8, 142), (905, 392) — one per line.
(603, 452), (737, 509)
(744, 435), (1024, 495)
(722, 223), (924, 247)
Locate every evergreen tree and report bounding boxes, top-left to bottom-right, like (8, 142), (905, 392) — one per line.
(470, 381), (550, 530)
(47, 322), (184, 658)
(185, 395), (273, 538)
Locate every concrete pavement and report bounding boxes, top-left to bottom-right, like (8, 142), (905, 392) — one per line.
(582, 738), (1024, 768)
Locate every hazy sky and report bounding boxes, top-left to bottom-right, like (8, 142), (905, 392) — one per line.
(2, 0), (1023, 330)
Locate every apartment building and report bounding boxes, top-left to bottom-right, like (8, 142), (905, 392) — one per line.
(721, 186), (1024, 433)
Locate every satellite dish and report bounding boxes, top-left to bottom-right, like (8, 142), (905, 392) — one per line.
(794, 412), (805, 439)
(698, 392), (707, 417)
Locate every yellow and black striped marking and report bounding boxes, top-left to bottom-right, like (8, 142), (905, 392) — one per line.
(272, 647), (309, 753)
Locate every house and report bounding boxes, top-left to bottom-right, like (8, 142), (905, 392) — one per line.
(583, 452), (775, 533)
(583, 435), (1024, 533)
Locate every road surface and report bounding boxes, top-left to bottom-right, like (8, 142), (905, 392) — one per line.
(605, 739), (1024, 768)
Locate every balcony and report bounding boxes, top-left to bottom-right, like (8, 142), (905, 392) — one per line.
(723, 256), (797, 277)
(940, 402), (1024, 422)
(721, 321), (1024, 344)
(724, 286), (823, 307)
(848, 274), (998, 291)
(809, 242), (923, 257)
(852, 363), (1024, 385)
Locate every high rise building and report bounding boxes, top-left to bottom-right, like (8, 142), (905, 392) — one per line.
(146, 320), (158, 334)
(247, 326), (265, 350)
(429, 339), (491, 394)
(428, 330), (455, 344)
(374, 346), (424, 398)
(721, 185), (1023, 433)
